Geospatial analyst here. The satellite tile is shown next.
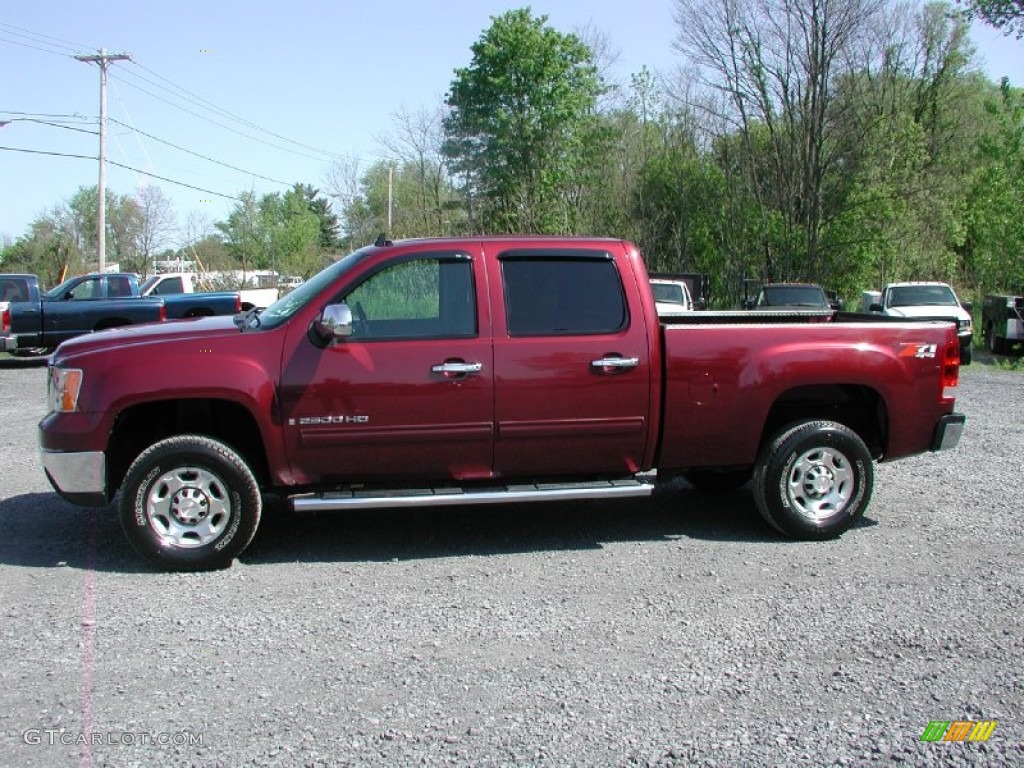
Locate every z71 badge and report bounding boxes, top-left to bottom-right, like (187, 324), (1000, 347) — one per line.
(289, 415), (370, 425)
(899, 343), (937, 359)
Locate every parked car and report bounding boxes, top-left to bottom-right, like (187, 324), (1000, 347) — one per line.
(981, 293), (1024, 355)
(40, 236), (964, 570)
(141, 272), (277, 311)
(744, 283), (833, 311)
(0, 272), (166, 356)
(867, 282), (973, 364)
(650, 277), (694, 315)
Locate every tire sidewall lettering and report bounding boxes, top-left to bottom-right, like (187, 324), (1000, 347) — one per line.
(135, 465), (162, 528)
(778, 450), (798, 509)
(213, 490), (243, 551)
(847, 458), (868, 517)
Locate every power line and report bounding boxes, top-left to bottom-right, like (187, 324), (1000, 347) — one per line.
(106, 117), (291, 186)
(0, 117), (98, 136)
(127, 60), (345, 160)
(0, 33), (73, 58)
(110, 73), (332, 163)
(0, 21), (91, 52)
(0, 145), (242, 200)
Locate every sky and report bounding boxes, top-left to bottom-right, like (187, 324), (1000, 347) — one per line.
(2, 0), (1022, 247)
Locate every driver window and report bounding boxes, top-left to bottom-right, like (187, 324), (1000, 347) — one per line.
(342, 256), (476, 340)
(70, 278), (101, 300)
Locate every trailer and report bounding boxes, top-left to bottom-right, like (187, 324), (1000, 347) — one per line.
(982, 294), (1024, 355)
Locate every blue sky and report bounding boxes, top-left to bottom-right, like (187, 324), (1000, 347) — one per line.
(2, 1), (1022, 245)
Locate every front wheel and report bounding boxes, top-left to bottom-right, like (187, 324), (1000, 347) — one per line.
(119, 435), (262, 571)
(752, 420), (873, 540)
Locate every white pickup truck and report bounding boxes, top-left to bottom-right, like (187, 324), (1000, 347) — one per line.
(865, 282), (974, 364)
(649, 277), (694, 315)
(141, 272), (279, 311)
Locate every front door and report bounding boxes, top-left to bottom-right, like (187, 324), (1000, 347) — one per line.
(278, 251), (495, 485)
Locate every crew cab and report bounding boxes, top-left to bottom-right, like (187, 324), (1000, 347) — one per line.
(38, 237), (965, 570)
(0, 272), (167, 356)
(867, 282), (974, 364)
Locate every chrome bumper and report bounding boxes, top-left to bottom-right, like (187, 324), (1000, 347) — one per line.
(40, 449), (108, 506)
(1, 335), (16, 352)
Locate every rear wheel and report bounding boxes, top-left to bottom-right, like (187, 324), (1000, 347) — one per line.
(752, 420), (873, 540)
(119, 435), (262, 571)
(986, 324), (1008, 355)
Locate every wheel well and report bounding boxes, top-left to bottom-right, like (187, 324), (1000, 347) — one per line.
(761, 384), (885, 459)
(106, 399), (270, 498)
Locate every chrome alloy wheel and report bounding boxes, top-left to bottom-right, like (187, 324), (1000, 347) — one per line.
(786, 447), (854, 522)
(146, 466), (231, 548)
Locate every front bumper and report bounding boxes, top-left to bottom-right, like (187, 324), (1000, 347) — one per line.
(931, 413), (966, 452)
(40, 449), (108, 507)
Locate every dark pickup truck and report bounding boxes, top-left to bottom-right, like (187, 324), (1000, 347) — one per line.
(0, 272), (241, 356)
(1, 272), (166, 356)
(39, 236), (965, 570)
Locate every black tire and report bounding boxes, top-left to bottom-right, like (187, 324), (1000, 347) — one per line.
(960, 343), (972, 365)
(680, 467), (753, 491)
(119, 435), (262, 571)
(986, 325), (1008, 355)
(752, 420), (873, 540)
(11, 346), (53, 358)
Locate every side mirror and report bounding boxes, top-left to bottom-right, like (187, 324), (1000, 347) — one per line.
(869, 303), (883, 313)
(313, 302), (354, 341)
(960, 300), (973, 313)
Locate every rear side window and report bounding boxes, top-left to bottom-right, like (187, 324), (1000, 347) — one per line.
(501, 252), (628, 336)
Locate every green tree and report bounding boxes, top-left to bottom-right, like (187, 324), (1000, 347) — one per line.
(442, 8), (607, 233)
(956, 0), (1024, 38)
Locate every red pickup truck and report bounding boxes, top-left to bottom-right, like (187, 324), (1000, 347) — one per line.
(38, 237), (965, 570)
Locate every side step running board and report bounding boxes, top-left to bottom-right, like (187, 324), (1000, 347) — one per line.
(290, 477), (654, 513)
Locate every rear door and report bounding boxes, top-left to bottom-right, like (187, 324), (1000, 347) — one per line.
(489, 245), (653, 477)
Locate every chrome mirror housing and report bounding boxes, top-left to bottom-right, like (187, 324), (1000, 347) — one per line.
(314, 302), (354, 340)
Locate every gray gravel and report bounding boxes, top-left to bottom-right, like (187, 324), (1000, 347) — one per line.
(0, 356), (1021, 767)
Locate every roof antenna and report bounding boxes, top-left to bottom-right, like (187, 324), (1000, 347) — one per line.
(374, 232), (389, 247)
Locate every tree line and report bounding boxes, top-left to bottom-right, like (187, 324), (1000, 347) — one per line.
(2, 2), (1022, 307)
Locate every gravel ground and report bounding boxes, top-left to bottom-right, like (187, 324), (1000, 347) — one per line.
(0, 356), (1021, 767)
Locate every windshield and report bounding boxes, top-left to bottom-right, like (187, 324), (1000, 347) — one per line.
(42, 276), (81, 300)
(758, 285), (828, 307)
(887, 285), (958, 307)
(652, 283), (685, 305)
(242, 246), (374, 330)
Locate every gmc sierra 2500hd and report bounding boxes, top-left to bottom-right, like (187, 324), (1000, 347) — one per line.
(39, 237), (965, 570)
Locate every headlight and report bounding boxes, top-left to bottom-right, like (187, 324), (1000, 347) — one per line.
(959, 318), (972, 333)
(48, 366), (83, 413)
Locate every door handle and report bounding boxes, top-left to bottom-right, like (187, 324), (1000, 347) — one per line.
(432, 361), (483, 378)
(591, 356), (639, 372)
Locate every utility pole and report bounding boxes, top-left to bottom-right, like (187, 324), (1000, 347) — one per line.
(76, 48), (131, 273)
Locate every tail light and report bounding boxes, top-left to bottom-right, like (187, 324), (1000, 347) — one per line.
(941, 339), (959, 403)
(234, 295), (242, 313)
(1, 305), (9, 334)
